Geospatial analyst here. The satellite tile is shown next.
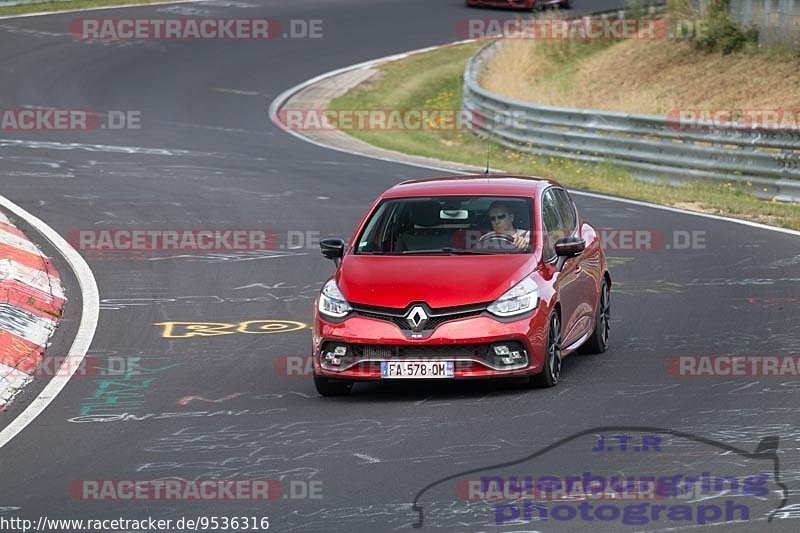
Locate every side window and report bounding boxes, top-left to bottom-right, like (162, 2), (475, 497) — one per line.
(541, 190), (563, 261)
(552, 189), (576, 235)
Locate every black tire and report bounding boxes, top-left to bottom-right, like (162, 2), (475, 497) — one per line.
(313, 375), (353, 396)
(532, 312), (562, 388)
(580, 278), (610, 354)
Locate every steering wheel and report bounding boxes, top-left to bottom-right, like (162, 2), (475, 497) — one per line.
(477, 232), (516, 249)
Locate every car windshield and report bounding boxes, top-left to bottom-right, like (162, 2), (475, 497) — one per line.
(355, 196), (534, 255)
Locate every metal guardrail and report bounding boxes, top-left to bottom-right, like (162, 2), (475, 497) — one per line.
(462, 23), (800, 202)
(0, 0), (71, 7)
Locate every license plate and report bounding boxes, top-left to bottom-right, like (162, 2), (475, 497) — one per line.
(381, 361), (454, 379)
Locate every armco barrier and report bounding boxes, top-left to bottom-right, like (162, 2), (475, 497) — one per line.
(461, 13), (800, 202)
(0, 209), (64, 407)
(0, 0), (70, 6)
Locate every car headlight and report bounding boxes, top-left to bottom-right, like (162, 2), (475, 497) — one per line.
(487, 278), (539, 317)
(318, 279), (352, 318)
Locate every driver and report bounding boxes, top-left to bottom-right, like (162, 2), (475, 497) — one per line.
(486, 202), (530, 250)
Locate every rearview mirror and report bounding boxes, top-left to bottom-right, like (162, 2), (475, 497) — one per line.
(555, 236), (585, 257)
(320, 238), (346, 264)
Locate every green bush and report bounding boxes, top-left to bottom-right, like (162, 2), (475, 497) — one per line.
(624, 0), (646, 19)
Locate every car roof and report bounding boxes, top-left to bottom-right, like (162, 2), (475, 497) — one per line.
(380, 174), (561, 199)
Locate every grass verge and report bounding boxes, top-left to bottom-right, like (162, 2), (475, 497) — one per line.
(327, 42), (799, 231)
(0, 0), (180, 17)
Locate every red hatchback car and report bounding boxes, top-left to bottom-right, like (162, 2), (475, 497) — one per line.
(465, 0), (570, 11)
(312, 175), (609, 396)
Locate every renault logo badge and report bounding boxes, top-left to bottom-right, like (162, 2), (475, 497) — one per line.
(406, 306), (428, 331)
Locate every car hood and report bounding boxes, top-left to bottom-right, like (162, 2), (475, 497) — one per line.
(337, 254), (536, 309)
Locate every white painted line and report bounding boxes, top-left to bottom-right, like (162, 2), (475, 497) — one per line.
(269, 43), (800, 238)
(0, 0), (200, 20)
(0, 195), (98, 449)
(0, 138), (204, 156)
(353, 452), (381, 464)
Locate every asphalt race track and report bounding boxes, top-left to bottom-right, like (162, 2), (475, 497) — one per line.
(1, 0), (799, 531)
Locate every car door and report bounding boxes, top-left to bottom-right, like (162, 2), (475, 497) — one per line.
(542, 188), (580, 348)
(551, 188), (595, 346)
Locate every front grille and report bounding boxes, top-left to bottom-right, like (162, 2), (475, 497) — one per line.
(425, 310), (485, 329)
(356, 310), (407, 329)
(352, 302), (487, 334)
(360, 345), (395, 358)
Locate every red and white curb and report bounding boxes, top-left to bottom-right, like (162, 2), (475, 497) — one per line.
(0, 209), (64, 407)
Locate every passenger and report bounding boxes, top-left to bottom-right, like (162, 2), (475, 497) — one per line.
(485, 202), (530, 250)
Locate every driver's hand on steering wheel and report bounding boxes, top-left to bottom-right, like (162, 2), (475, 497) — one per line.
(513, 231), (530, 250)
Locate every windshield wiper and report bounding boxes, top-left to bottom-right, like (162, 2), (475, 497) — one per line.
(359, 248), (502, 255)
(442, 247), (498, 255)
(399, 247), (495, 255)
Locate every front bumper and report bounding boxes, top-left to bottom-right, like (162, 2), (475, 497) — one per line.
(313, 311), (549, 381)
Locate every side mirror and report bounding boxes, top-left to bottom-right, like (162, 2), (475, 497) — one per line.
(320, 238), (346, 264)
(555, 236), (585, 257)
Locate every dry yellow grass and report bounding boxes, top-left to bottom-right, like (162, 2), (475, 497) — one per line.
(482, 25), (800, 114)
